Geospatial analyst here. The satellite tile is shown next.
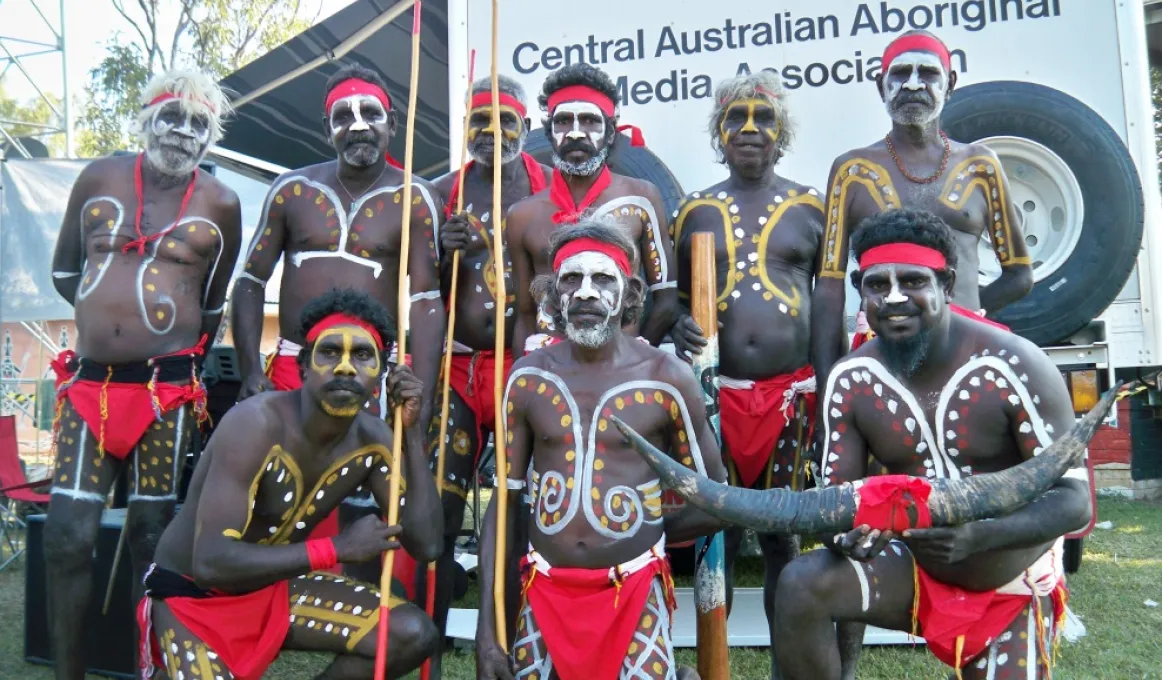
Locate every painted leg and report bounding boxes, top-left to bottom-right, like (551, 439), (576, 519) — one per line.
(511, 597), (556, 679)
(620, 578), (677, 679)
(284, 572), (439, 679)
(757, 531), (800, 680)
(149, 601), (237, 680)
(773, 545), (916, 680)
(44, 402), (121, 680)
(961, 594), (1060, 680)
(835, 622), (866, 680)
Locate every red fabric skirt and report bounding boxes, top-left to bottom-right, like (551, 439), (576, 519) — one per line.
(448, 349), (514, 461)
(718, 365), (816, 488)
(138, 580), (290, 680)
(265, 352), (302, 391)
(522, 554), (674, 680)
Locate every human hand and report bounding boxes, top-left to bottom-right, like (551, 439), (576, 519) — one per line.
(670, 314), (708, 362)
(440, 212), (472, 253)
(387, 364), (423, 430)
(236, 373), (275, 402)
(827, 525), (896, 562)
(475, 638), (515, 680)
(902, 524), (978, 565)
(332, 514), (402, 563)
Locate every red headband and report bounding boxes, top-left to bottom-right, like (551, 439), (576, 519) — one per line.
(547, 85), (615, 118)
(305, 313), (385, 349)
(325, 78), (392, 115)
(469, 91), (527, 118)
(859, 244), (948, 271)
(552, 237), (632, 277)
(146, 92), (216, 115)
(882, 34), (951, 72)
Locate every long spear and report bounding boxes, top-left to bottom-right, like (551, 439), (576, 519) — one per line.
(488, 0), (511, 651)
(690, 232), (730, 678)
(374, 2), (422, 678)
(421, 46), (476, 680)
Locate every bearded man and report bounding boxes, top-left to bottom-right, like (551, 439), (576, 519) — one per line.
(771, 209), (1089, 680)
(231, 63), (446, 578)
(475, 221), (726, 680)
(46, 69), (242, 680)
(507, 63), (701, 357)
(671, 71), (822, 678)
(140, 289), (443, 680)
(812, 30), (1033, 375)
(416, 74), (551, 675)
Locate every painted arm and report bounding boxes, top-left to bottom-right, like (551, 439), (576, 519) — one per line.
(476, 368), (533, 650)
(199, 189), (242, 343)
(637, 181), (683, 345)
(405, 184), (447, 434)
(508, 204), (536, 357)
(810, 157), (853, 390)
(51, 163), (101, 305)
(975, 148), (1034, 314)
(231, 175), (291, 398)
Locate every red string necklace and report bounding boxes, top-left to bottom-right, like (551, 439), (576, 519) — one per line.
(122, 154), (199, 255)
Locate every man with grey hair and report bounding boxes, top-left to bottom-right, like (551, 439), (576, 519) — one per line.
(47, 68), (242, 679)
(671, 69), (823, 679)
(423, 74), (551, 676)
(476, 220), (725, 680)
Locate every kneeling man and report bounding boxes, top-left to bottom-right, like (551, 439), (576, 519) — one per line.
(777, 209), (1090, 680)
(141, 290), (443, 680)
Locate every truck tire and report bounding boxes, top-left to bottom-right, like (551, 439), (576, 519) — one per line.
(941, 81), (1145, 345)
(1063, 537), (1084, 574)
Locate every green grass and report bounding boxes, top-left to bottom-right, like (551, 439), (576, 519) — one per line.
(3, 498), (1159, 679)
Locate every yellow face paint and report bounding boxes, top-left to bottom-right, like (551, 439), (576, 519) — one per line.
(309, 326), (381, 378)
(466, 104), (523, 143)
(719, 98), (781, 148)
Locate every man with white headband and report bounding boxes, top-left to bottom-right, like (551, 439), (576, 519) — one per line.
(46, 68), (242, 679)
(475, 220), (725, 680)
(812, 30), (1033, 376)
(775, 209), (1089, 680)
(507, 63), (702, 358)
(231, 63), (446, 584)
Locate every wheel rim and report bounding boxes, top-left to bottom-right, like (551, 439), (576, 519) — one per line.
(975, 136), (1085, 285)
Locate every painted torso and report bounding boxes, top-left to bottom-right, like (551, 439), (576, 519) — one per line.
(509, 342), (704, 568)
(72, 157), (226, 363)
(673, 177), (823, 379)
(433, 162), (551, 351)
(822, 319), (1066, 589)
(822, 142), (1023, 310)
(245, 162), (439, 343)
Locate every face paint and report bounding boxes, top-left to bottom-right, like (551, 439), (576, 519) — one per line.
(557, 251), (624, 348)
(466, 104), (526, 164)
(309, 326), (381, 417)
(551, 100), (606, 147)
(329, 95), (389, 167)
(883, 51), (948, 126)
(718, 98), (781, 148)
(144, 101), (211, 176)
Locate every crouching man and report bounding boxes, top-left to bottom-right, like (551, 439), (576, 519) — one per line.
(139, 289), (443, 680)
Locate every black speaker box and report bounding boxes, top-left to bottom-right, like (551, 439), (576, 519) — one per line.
(24, 509), (137, 679)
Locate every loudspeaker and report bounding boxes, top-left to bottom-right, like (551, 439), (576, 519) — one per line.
(24, 510), (137, 679)
(201, 344), (242, 433)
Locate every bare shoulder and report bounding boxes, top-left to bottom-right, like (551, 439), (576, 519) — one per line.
(73, 155), (131, 193)
(648, 346), (699, 392)
(197, 172), (241, 213)
(430, 168), (459, 199)
(536, 163), (553, 185)
(354, 409), (393, 447)
(617, 173), (662, 201)
(204, 392), (284, 459)
(958, 141), (1003, 166)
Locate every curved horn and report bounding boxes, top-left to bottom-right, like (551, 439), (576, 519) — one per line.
(612, 383), (1119, 535)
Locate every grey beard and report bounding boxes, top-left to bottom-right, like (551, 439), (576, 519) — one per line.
(470, 136), (525, 165)
(146, 135), (205, 176)
(552, 146), (609, 177)
(342, 144), (381, 168)
(880, 328), (932, 379)
(565, 320), (615, 348)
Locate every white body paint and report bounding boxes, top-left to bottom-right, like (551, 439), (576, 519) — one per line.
(558, 251), (624, 347)
(884, 51), (948, 126)
(590, 195), (671, 289)
(329, 95), (388, 139)
(882, 267), (909, 305)
(243, 175), (440, 280)
(504, 367), (706, 540)
(551, 100), (605, 147)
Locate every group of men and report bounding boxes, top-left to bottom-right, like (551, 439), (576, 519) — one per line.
(42, 26), (1095, 680)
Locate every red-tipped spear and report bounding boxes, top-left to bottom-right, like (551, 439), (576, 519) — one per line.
(420, 46), (476, 680)
(375, 3), (423, 679)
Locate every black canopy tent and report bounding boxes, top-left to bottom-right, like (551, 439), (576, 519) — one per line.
(214, 0), (452, 182)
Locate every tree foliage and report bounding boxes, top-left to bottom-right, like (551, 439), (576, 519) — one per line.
(78, 0), (318, 157)
(0, 78), (65, 157)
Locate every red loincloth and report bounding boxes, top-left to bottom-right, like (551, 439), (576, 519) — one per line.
(521, 544), (675, 680)
(853, 475), (933, 533)
(719, 365), (817, 488)
(913, 562), (1067, 671)
(448, 349), (514, 460)
(51, 344), (207, 460)
(137, 579), (290, 680)
(265, 352), (302, 391)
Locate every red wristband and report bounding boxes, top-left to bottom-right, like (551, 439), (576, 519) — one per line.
(306, 538), (339, 572)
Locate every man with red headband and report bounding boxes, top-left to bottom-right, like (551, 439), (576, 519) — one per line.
(773, 209), (1089, 680)
(812, 30), (1032, 372)
(507, 62), (702, 357)
(46, 68), (241, 680)
(231, 63), (446, 583)
(420, 74), (551, 675)
(475, 221), (724, 680)
(671, 70), (822, 679)
(141, 289), (443, 680)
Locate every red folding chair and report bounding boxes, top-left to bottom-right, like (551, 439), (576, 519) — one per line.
(0, 415), (51, 570)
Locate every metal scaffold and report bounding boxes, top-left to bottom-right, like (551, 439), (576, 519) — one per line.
(0, 0), (72, 159)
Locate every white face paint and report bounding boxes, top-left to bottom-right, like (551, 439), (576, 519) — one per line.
(884, 267), (909, 305)
(551, 101), (605, 147)
(329, 95), (388, 139)
(144, 102), (212, 175)
(557, 251), (624, 348)
(883, 51), (948, 126)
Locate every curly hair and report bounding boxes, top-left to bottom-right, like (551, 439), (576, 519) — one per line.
(537, 63), (620, 113)
(707, 71), (796, 164)
(530, 220), (646, 328)
(322, 63), (393, 114)
(849, 209), (958, 289)
(298, 288), (396, 360)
